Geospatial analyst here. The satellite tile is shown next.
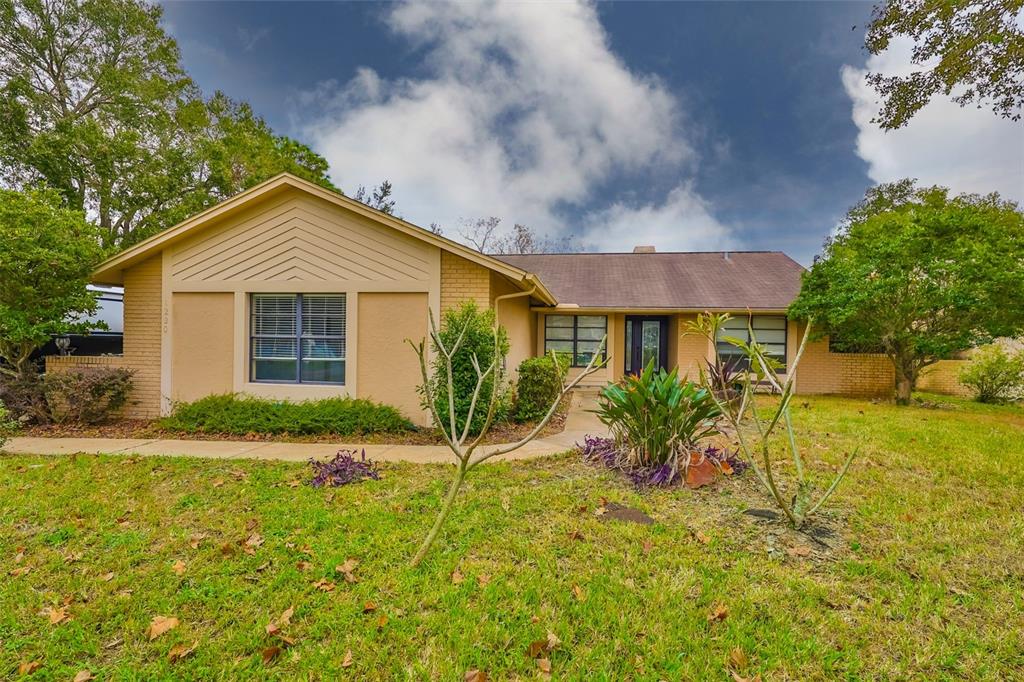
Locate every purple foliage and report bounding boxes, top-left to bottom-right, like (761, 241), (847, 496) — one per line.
(308, 448), (381, 487)
(579, 436), (745, 488)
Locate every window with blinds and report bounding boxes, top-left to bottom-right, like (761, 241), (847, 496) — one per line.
(716, 315), (787, 372)
(251, 294), (346, 384)
(544, 314), (607, 367)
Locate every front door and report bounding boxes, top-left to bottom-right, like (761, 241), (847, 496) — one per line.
(625, 316), (669, 375)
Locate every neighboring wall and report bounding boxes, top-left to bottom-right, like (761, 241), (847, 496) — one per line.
(357, 293), (429, 424)
(918, 360), (971, 397)
(170, 292), (234, 403)
(795, 336), (894, 397)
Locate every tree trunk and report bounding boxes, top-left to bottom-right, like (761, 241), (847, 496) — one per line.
(895, 372), (913, 405)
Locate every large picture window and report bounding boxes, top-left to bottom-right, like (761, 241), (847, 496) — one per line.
(544, 314), (607, 367)
(251, 294), (346, 384)
(716, 315), (787, 372)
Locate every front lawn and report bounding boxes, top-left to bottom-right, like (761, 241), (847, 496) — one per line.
(2, 394), (1022, 679)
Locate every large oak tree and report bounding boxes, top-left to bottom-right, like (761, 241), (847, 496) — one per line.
(790, 180), (1024, 404)
(0, 0), (335, 249)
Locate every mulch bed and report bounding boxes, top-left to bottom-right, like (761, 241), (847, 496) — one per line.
(20, 408), (569, 447)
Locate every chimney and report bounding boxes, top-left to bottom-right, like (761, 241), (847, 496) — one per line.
(723, 251), (731, 261)
(633, 245), (656, 253)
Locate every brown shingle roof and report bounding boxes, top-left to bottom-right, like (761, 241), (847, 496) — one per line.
(494, 251), (805, 309)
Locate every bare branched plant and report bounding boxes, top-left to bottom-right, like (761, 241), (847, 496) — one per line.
(407, 294), (607, 566)
(687, 313), (856, 528)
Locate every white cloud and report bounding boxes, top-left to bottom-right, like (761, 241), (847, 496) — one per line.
(583, 183), (735, 252)
(298, 1), (730, 250)
(842, 38), (1024, 203)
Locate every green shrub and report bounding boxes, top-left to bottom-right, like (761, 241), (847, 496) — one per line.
(431, 302), (510, 435)
(43, 367), (134, 424)
(0, 404), (18, 448)
(596, 359), (720, 469)
(514, 353), (568, 423)
(161, 394), (414, 435)
(958, 344), (1024, 403)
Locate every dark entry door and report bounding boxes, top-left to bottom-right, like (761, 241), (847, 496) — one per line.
(625, 316), (670, 375)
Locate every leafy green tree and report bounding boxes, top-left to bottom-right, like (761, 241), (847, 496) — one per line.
(0, 0), (335, 249)
(0, 188), (106, 378)
(865, 0), (1024, 129)
(790, 181), (1024, 404)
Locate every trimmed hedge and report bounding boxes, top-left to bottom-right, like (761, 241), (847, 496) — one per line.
(514, 353), (569, 423)
(160, 394), (414, 436)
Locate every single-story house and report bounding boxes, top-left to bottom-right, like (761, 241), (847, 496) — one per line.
(49, 172), (903, 425)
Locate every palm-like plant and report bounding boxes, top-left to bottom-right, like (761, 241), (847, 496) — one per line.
(595, 360), (720, 478)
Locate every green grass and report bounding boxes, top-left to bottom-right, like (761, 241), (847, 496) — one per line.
(159, 393), (414, 436)
(2, 394), (1023, 679)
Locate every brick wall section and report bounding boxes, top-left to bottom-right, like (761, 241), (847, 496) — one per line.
(120, 256), (163, 418)
(42, 258), (163, 419)
(796, 337), (894, 397)
(440, 251), (491, 313)
(918, 360), (972, 397)
(44, 355), (130, 418)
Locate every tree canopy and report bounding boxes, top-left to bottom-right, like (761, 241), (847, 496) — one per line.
(0, 0), (335, 249)
(789, 180), (1024, 404)
(865, 0), (1024, 129)
(0, 188), (106, 377)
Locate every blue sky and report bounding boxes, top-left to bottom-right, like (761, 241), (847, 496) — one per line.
(162, 1), (1023, 265)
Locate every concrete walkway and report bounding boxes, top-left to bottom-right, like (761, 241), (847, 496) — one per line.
(1, 393), (605, 464)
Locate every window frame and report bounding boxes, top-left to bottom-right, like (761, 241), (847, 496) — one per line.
(716, 315), (788, 373)
(544, 314), (607, 368)
(250, 293), (347, 385)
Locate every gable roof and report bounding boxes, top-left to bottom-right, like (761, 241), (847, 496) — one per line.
(91, 173), (556, 304)
(495, 251), (805, 310)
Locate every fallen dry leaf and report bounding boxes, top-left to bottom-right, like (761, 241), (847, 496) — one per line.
(642, 539), (654, 554)
(73, 670), (93, 682)
(342, 649), (354, 668)
(146, 615), (180, 640)
(46, 607), (69, 625)
(527, 640), (548, 658)
(536, 657), (552, 673)
(246, 518), (260, 531)
(695, 530), (711, 545)
(9, 566), (31, 577)
(572, 584), (585, 601)
(567, 530), (585, 541)
(100, 571), (115, 582)
(187, 533), (208, 549)
(261, 645), (282, 664)
(685, 453), (719, 488)
(362, 601), (377, 613)
(707, 604), (729, 624)
(312, 578), (336, 592)
(787, 545), (812, 558)
(464, 670), (488, 682)
(212, 478), (225, 488)
(546, 631), (561, 650)
(335, 558), (359, 582)
(476, 573), (491, 587)
(376, 614), (388, 629)
(64, 551), (83, 564)
(296, 560), (312, 571)
(172, 559), (186, 576)
(731, 673), (763, 682)
(18, 661), (41, 675)
(168, 641), (198, 662)
(729, 646), (749, 670)
(451, 569), (464, 584)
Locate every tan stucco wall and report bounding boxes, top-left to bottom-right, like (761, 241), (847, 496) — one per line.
(171, 292), (234, 404)
(490, 273), (537, 376)
(441, 251), (490, 313)
(121, 256), (163, 418)
(356, 292), (430, 425)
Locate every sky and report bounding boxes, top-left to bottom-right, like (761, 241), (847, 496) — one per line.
(161, 1), (1023, 265)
